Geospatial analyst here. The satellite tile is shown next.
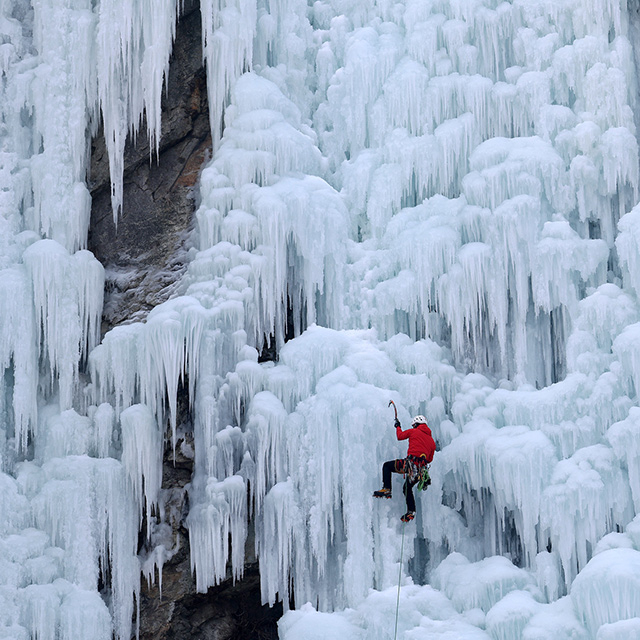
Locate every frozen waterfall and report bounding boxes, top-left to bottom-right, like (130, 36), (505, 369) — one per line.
(2, 0), (640, 638)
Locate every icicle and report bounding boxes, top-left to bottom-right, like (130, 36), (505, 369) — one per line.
(91, 403), (115, 459)
(58, 586), (113, 640)
(607, 408), (640, 512)
(540, 445), (633, 586)
(38, 409), (92, 462)
(88, 323), (143, 418)
(0, 266), (37, 449)
(187, 474), (247, 591)
(245, 391), (289, 515)
(485, 590), (541, 640)
(201, 0), (257, 149)
(571, 549), (640, 636)
(120, 404), (162, 531)
(23, 240), (104, 410)
(257, 478), (301, 607)
(96, 0), (179, 219)
(431, 553), (536, 613)
(617, 203), (640, 298)
(29, 0), (97, 252)
(0, 471), (30, 536)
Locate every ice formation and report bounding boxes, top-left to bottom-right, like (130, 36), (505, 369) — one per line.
(3, 0), (640, 638)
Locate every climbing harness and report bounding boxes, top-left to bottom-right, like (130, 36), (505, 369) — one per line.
(404, 455), (431, 490)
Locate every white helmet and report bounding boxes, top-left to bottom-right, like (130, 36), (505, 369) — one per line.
(411, 415), (427, 427)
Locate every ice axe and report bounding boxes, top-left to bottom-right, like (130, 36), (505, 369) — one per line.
(389, 400), (398, 425)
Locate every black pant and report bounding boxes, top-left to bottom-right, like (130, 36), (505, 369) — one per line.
(382, 459), (417, 512)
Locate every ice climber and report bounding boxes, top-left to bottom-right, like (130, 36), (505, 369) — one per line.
(373, 413), (436, 522)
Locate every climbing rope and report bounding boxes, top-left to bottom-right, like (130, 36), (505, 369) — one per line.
(393, 520), (407, 640)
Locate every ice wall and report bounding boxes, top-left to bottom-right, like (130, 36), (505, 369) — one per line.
(182, 0), (640, 637)
(4, 0), (640, 638)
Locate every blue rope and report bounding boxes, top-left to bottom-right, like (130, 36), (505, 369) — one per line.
(393, 520), (406, 640)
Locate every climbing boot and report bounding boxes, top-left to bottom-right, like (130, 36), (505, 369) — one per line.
(400, 511), (415, 522)
(373, 488), (392, 499)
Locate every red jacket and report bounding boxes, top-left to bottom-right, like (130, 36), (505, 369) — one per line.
(396, 423), (436, 461)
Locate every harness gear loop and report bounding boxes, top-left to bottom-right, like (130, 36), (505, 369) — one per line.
(417, 464), (431, 491)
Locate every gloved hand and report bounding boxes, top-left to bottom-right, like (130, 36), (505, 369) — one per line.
(394, 419), (401, 428)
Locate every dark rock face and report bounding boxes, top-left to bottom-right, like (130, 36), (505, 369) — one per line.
(88, 5), (282, 639)
(139, 559), (282, 640)
(88, 0), (209, 333)
(138, 422), (282, 640)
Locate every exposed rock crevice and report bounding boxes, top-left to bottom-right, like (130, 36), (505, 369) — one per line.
(88, 4), (281, 638)
(88, 0), (208, 333)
